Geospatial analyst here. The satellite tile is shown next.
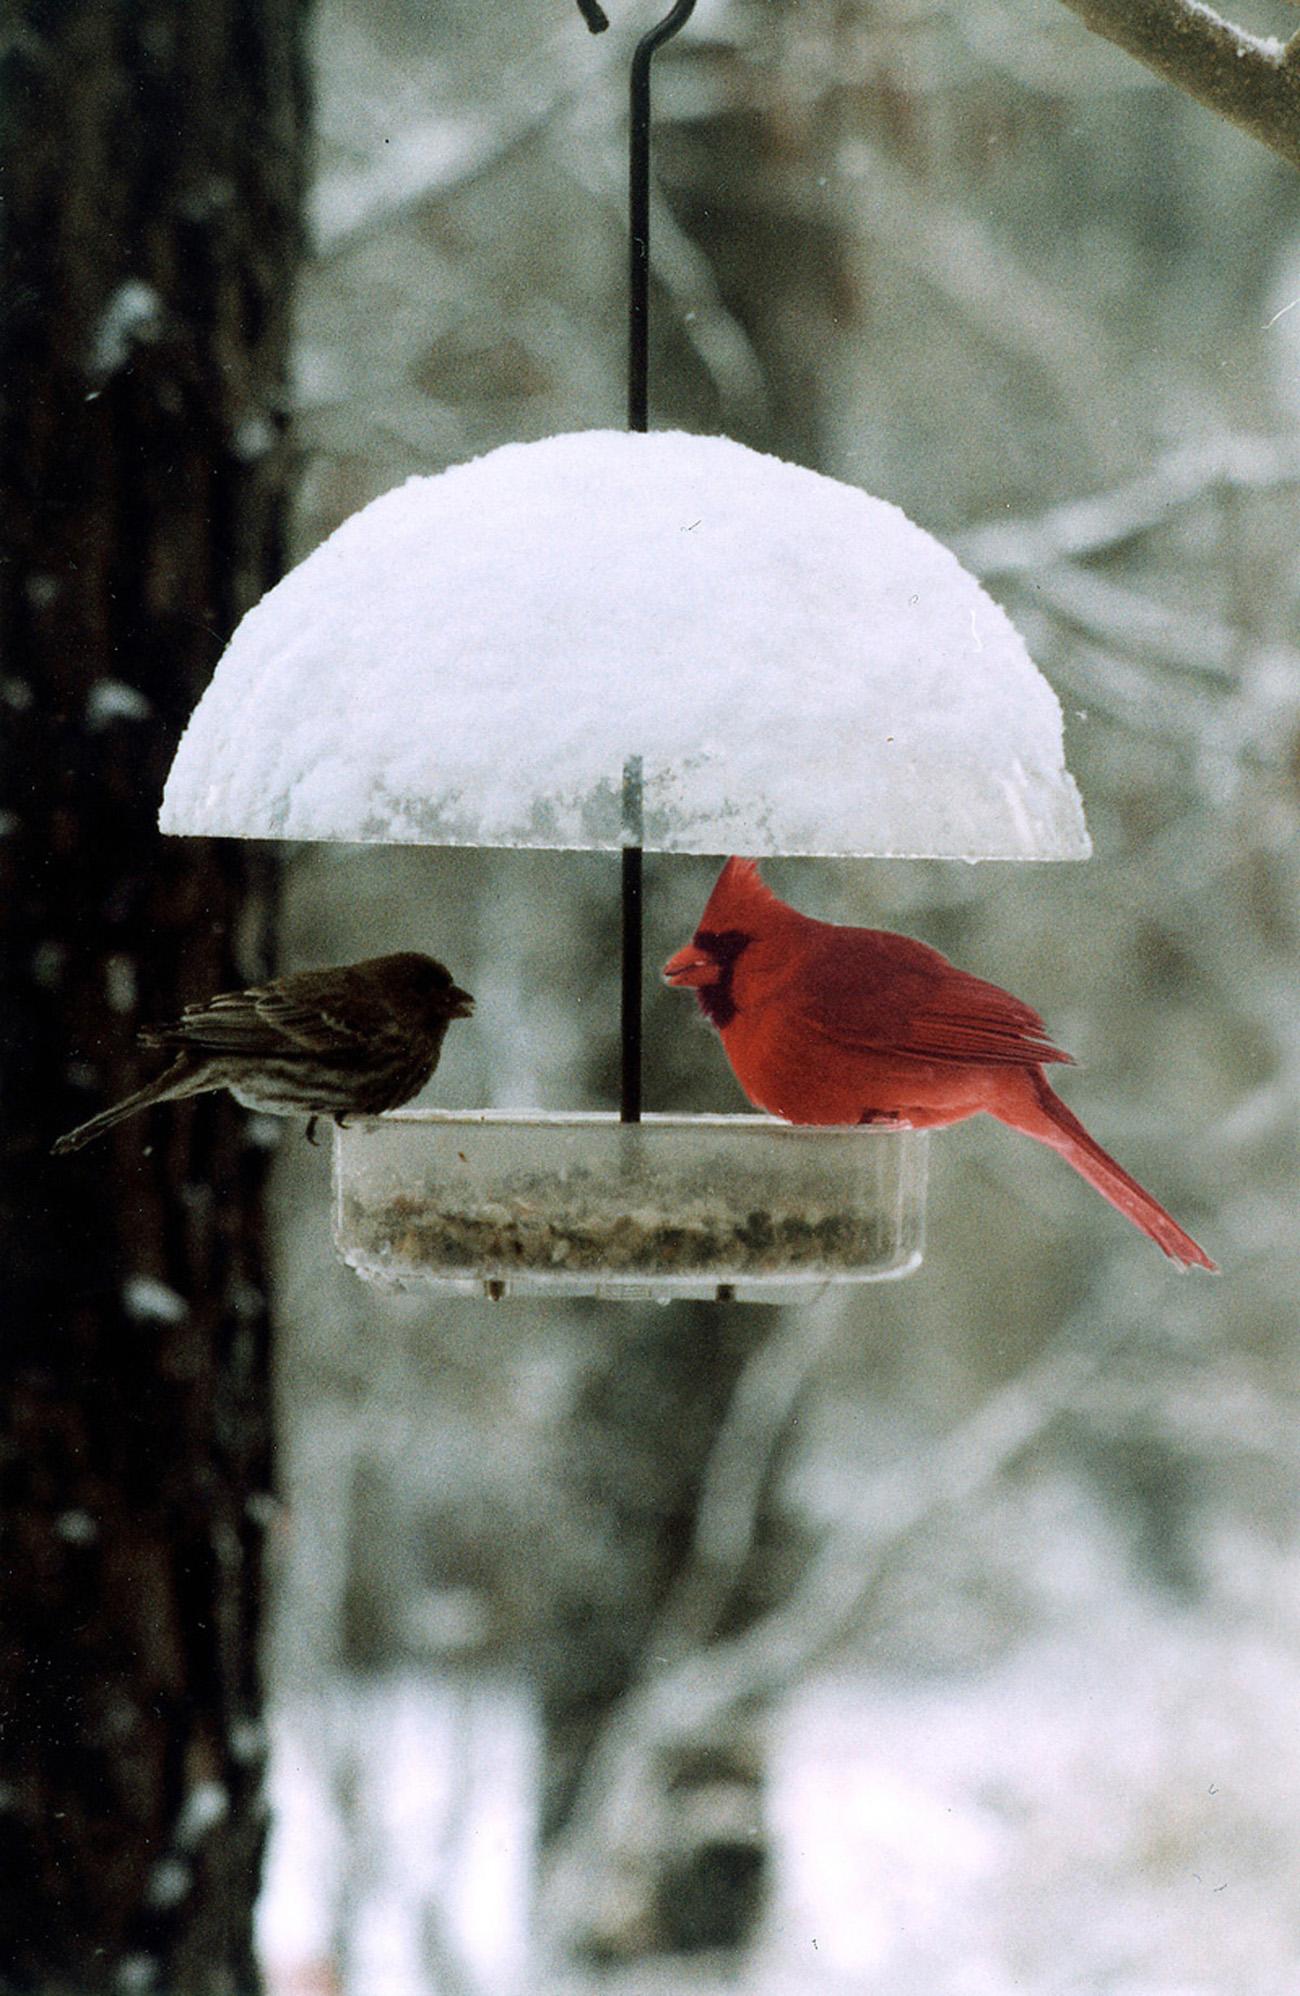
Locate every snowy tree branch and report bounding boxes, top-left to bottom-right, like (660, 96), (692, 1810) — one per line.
(635, 1303), (845, 1667)
(956, 435), (1300, 575)
(835, 141), (1118, 468)
(312, 96), (577, 253)
(566, 135), (771, 428)
(956, 436), (1300, 744)
(1054, 0), (1300, 171)
(536, 1306), (841, 1959)
(538, 1282), (1141, 1959)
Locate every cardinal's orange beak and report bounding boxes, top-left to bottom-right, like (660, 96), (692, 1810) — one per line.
(663, 943), (718, 988)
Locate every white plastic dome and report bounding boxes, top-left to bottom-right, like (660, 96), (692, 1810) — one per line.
(160, 429), (1089, 861)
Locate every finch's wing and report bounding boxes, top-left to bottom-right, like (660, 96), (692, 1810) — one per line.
(797, 929), (1073, 1069)
(142, 989), (281, 1055)
(147, 968), (390, 1058)
(250, 976), (388, 1054)
(144, 987), (309, 1056)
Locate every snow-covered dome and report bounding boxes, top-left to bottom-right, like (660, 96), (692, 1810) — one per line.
(160, 429), (1090, 860)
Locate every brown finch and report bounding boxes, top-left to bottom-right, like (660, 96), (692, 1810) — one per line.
(52, 953), (474, 1155)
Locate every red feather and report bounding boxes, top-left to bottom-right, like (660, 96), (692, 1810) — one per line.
(664, 858), (1215, 1271)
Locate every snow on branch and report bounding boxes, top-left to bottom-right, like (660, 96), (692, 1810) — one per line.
(566, 136), (770, 429)
(836, 140), (1116, 445)
(957, 434), (1300, 574)
(1054, 0), (1300, 171)
(311, 93), (578, 253)
(954, 435), (1300, 727)
(538, 1280), (1142, 1957)
(628, 1304), (845, 1668)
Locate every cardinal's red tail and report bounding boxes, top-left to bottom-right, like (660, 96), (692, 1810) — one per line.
(993, 1069), (1217, 1271)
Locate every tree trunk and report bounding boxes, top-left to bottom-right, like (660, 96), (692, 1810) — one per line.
(0, 5), (308, 1988)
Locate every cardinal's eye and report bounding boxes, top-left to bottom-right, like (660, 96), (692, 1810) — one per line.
(695, 928), (750, 964)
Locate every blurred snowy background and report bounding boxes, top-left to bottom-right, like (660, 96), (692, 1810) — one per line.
(254, 3), (1300, 1992)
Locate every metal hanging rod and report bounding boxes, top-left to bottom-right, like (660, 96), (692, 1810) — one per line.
(577, 1), (698, 1123)
(629, 1), (696, 433)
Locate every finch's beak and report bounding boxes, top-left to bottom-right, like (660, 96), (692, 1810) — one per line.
(662, 944), (717, 989)
(449, 986), (475, 1018)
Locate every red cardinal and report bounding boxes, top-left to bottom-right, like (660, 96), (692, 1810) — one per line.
(663, 857), (1215, 1270)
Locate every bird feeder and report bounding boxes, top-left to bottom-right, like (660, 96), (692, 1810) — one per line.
(158, 5), (1089, 1303)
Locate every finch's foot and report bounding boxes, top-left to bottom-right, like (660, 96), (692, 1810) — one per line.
(857, 1109), (910, 1127)
(305, 1117), (319, 1146)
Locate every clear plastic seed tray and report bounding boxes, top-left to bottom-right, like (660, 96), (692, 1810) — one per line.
(332, 1110), (927, 1303)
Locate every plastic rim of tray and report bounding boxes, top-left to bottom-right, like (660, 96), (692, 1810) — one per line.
(332, 1109), (927, 1304)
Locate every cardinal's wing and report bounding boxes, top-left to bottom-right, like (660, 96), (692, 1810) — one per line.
(796, 929), (1073, 1068)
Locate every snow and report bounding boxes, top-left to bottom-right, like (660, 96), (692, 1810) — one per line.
(88, 280), (163, 380)
(122, 1274), (189, 1325)
(144, 1859), (191, 1912)
(87, 678), (153, 728)
(175, 1779), (230, 1846)
(161, 429), (1091, 860)
(258, 1672), (535, 1996)
(54, 1510), (99, 1546)
(767, 1610), (1300, 1994)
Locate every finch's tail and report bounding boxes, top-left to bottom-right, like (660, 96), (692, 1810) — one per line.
(51, 1057), (209, 1155)
(992, 1068), (1217, 1271)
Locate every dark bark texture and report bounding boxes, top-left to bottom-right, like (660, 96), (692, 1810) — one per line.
(0, 5), (308, 1989)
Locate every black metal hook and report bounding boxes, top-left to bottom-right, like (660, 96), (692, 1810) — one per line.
(629, 0), (696, 432)
(575, 0), (695, 41)
(630, 1), (698, 76)
(571, 0), (699, 424)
